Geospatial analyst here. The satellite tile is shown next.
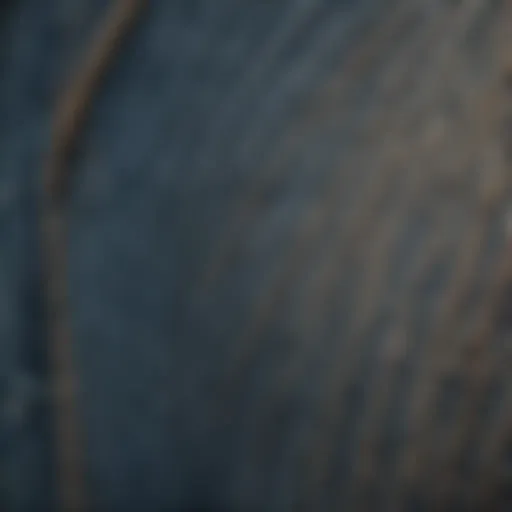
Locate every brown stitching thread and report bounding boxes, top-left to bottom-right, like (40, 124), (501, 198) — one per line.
(44, 0), (147, 204)
(41, 1), (146, 511)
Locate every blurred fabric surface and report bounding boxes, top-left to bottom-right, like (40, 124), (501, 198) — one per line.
(1, 1), (512, 511)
